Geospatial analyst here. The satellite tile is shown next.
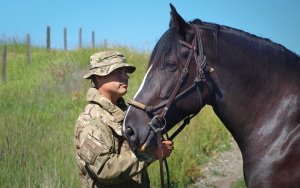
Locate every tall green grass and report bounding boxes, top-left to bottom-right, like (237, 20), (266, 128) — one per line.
(0, 42), (232, 187)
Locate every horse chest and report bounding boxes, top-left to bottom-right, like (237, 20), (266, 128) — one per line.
(244, 132), (300, 188)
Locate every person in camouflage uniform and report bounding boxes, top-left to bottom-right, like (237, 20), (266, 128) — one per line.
(74, 51), (174, 188)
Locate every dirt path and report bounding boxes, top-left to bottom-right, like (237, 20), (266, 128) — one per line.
(190, 139), (243, 188)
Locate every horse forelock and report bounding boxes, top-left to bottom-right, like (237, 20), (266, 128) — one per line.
(148, 26), (183, 70)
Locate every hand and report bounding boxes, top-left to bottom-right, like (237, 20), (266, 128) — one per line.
(153, 140), (174, 159)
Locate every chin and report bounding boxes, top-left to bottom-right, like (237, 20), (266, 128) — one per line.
(119, 89), (127, 96)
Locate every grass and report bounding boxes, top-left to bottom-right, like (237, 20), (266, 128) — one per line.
(212, 170), (225, 177)
(231, 177), (247, 188)
(0, 41), (232, 187)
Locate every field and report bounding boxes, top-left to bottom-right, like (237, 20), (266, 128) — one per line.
(0, 42), (235, 187)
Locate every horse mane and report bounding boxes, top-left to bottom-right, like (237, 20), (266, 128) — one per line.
(192, 19), (299, 58)
(149, 18), (299, 69)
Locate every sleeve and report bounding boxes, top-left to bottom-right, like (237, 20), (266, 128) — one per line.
(78, 118), (157, 185)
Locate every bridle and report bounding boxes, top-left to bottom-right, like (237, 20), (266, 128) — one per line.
(128, 23), (213, 188)
(127, 23), (214, 188)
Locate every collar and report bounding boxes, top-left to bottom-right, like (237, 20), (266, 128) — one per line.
(86, 88), (126, 135)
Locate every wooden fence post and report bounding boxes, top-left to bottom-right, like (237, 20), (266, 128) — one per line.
(27, 34), (30, 66)
(104, 39), (107, 48)
(79, 28), (82, 49)
(64, 27), (67, 51)
(92, 31), (95, 48)
(47, 26), (50, 52)
(2, 44), (6, 83)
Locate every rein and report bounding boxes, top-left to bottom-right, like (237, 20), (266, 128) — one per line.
(127, 23), (213, 188)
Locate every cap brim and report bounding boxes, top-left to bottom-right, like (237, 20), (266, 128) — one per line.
(124, 64), (136, 73)
(83, 63), (136, 79)
(83, 72), (93, 79)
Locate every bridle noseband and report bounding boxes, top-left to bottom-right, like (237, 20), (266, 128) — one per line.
(127, 23), (214, 188)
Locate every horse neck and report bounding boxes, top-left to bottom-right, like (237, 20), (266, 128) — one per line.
(209, 30), (300, 150)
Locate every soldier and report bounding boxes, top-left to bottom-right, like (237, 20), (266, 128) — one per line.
(74, 51), (174, 188)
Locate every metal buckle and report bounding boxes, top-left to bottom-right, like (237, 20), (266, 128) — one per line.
(182, 68), (188, 74)
(148, 115), (167, 133)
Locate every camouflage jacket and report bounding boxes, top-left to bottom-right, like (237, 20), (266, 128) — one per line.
(74, 88), (156, 188)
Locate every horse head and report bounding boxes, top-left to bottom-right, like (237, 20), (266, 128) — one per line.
(123, 4), (217, 150)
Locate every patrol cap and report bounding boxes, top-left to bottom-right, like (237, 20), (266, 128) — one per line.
(83, 51), (136, 79)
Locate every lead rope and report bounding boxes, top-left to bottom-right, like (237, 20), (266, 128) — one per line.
(157, 115), (196, 188)
(159, 125), (171, 188)
(157, 128), (165, 188)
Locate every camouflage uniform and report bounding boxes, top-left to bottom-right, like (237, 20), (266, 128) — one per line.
(74, 51), (156, 188)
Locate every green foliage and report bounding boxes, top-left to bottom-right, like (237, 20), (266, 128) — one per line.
(0, 42), (232, 187)
(231, 177), (247, 188)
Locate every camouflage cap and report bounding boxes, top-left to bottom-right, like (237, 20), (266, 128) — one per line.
(83, 51), (136, 79)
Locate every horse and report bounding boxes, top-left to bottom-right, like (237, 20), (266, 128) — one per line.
(122, 4), (300, 187)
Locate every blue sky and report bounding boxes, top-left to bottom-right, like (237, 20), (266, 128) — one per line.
(1, 0), (299, 54)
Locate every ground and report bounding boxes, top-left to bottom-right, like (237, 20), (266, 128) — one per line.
(191, 139), (243, 188)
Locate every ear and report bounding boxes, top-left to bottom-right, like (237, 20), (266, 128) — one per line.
(169, 3), (192, 39)
(95, 75), (104, 84)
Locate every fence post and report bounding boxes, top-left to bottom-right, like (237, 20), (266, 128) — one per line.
(92, 31), (95, 48)
(2, 44), (6, 83)
(27, 34), (30, 66)
(64, 27), (67, 51)
(47, 26), (50, 52)
(104, 39), (107, 48)
(79, 28), (82, 49)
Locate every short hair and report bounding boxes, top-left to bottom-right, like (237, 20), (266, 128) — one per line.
(91, 75), (98, 88)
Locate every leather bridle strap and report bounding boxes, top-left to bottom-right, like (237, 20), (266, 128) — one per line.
(152, 35), (198, 188)
(157, 128), (165, 188)
(127, 81), (199, 114)
(191, 23), (214, 73)
(160, 37), (197, 119)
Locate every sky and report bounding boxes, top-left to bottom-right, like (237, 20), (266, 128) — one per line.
(1, 0), (299, 54)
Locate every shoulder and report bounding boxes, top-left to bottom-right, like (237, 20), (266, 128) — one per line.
(75, 103), (113, 141)
(76, 102), (112, 124)
(75, 116), (114, 149)
(83, 102), (107, 118)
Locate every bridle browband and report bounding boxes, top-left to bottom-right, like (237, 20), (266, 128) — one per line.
(127, 23), (213, 188)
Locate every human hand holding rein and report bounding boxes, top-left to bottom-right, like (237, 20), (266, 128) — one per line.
(153, 140), (174, 159)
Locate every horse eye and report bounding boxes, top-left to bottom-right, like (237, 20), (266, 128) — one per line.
(165, 62), (176, 69)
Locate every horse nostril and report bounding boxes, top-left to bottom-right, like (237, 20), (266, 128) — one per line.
(126, 127), (135, 138)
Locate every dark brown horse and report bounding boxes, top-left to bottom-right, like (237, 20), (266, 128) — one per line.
(123, 4), (300, 187)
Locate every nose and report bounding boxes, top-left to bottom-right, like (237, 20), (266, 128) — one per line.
(126, 125), (137, 146)
(123, 72), (129, 80)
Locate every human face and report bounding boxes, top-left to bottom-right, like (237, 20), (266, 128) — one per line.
(98, 67), (129, 103)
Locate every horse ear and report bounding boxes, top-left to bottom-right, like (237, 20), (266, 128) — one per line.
(169, 3), (191, 38)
